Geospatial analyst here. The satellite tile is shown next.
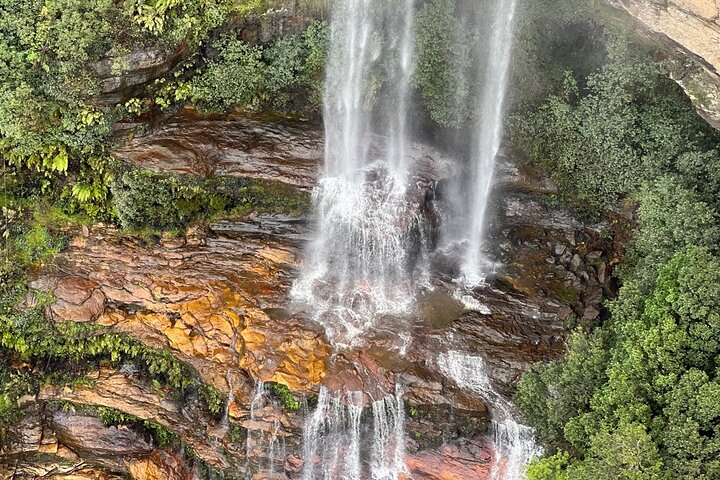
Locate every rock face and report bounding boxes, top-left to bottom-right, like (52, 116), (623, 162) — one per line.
(6, 110), (622, 479)
(113, 108), (324, 189)
(0, 403), (197, 480)
(607, 0), (720, 128)
(92, 46), (189, 105)
(32, 217), (328, 397)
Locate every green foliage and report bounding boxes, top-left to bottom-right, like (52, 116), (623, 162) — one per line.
(626, 177), (719, 290)
(413, 0), (471, 127)
(127, 0), (234, 42)
(527, 451), (570, 480)
(268, 382), (301, 411)
(191, 38), (266, 112)
(515, 7), (720, 478)
(199, 384), (226, 419)
(520, 248), (720, 479)
(110, 167), (310, 231)
(190, 22), (329, 114)
(0, 307), (194, 392)
(228, 422), (246, 444)
(516, 330), (610, 451)
(0, 364), (34, 431)
(513, 35), (720, 212)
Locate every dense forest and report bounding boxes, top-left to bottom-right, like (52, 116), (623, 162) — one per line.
(1, 0), (720, 479)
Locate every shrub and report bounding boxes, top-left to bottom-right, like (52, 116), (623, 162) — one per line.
(190, 22), (329, 114)
(110, 167), (310, 231)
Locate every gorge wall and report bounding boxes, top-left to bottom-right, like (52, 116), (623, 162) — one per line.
(2, 108), (620, 479)
(606, 0), (720, 128)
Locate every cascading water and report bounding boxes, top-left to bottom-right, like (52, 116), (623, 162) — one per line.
(461, 0), (519, 283)
(302, 387), (407, 480)
(292, 0), (535, 477)
(244, 381), (287, 477)
(291, 0), (420, 346)
(438, 350), (542, 479)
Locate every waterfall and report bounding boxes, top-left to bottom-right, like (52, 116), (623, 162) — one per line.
(243, 381), (288, 477)
(438, 350), (542, 480)
(244, 381), (267, 476)
(370, 386), (408, 479)
(461, 0), (519, 283)
(291, 0), (420, 346)
(302, 387), (407, 480)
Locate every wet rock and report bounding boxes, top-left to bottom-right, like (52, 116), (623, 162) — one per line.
(583, 306), (601, 321)
(33, 218), (330, 396)
(405, 438), (493, 480)
(570, 253), (583, 271)
(113, 108), (323, 189)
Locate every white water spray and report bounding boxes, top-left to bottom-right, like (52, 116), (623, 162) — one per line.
(302, 387), (407, 480)
(462, 0), (519, 283)
(438, 350), (542, 479)
(291, 0), (421, 345)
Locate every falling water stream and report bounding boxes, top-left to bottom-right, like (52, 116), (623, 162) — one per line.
(461, 0), (520, 283)
(438, 351), (542, 479)
(302, 387), (407, 480)
(292, 0), (536, 478)
(290, 0), (420, 346)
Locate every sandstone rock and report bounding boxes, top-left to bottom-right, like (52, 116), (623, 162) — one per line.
(607, 0), (720, 128)
(113, 108), (323, 190)
(126, 450), (199, 480)
(405, 438), (493, 480)
(92, 46), (188, 105)
(51, 412), (153, 460)
(34, 218), (330, 396)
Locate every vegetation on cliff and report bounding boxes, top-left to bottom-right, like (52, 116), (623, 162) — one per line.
(510, 2), (720, 479)
(1, 0), (720, 478)
(0, 0), (319, 460)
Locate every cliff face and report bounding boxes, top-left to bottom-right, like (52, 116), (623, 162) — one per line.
(1, 109), (622, 479)
(607, 0), (720, 129)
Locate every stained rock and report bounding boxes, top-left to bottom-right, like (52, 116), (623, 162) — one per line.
(113, 108), (324, 190)
(33, 218), (330, 396)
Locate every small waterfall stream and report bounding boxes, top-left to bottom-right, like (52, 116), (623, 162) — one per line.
(461, 0), (520, 283)
(438, 350), (542, 479)
(302, 387), (407, 480)
(244, 381), (287, 477)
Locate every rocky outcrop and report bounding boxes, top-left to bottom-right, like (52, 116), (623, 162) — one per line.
(11, 109), (622, 479)
(92, 46), (189, 106)
(0, 404), (197, 480)
(113, 108), (324, 189)
(31, 217), (329, 398)
(606, 0), (720, 128)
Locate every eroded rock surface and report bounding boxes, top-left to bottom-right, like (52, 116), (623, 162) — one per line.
(93, 46), (189, 105)
(113, 108), (324, 189)
(32, 217), (328, 399)
(607, 0), (720, 128)
(0, 404), (198, 480)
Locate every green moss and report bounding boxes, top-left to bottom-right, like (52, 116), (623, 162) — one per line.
(110, 166), (310, 231)
(268, 382), (301, 411)
(228, 422), (246, 444)
(199, 384), (226, 419)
